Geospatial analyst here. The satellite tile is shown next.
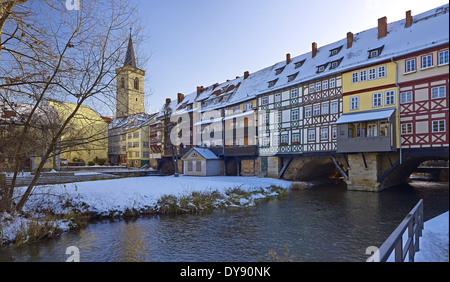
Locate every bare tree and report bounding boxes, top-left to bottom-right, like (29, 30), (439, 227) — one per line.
(0, 0), (144, 213)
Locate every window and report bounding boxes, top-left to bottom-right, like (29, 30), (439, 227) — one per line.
(372, 92), (382, 108)
(321, 103), (329, 115)
(368, 46), (383, 58)
(275, 67), (285, 75)
(330, 58), (343, 69)
(368, 124), (377, 137)
(313, 105), (320, 116)
(321, 128), (328, 140)
(264, 113), (270, 125)
(329, 78), (335, 88)
(295, 59), (305, 69)
(360, 70), (367, 82)
(378, 65), (386, 78)
(133, 142), (139, 147)
(133, 132), (139, 138)
(438, 50), (449, 65)
(350, 96), (359, 110)
(262, 137), (270, 147)
(277, 111), (282, 123)
(305, 106), (312, 118)
(143, 152), (149, 158)
(370, 50), (379, 58)
(244, 102), (253, 111)
(196, 161), (202, 172)
(316, 82), (321, 92)
(288, 73), (299, 82)
(380, 121), (389, 136)
(332, 127), (337, 139)
(385, 90), (395, 105)
(401, 123), (413, 134)
(330, 102), (338, 114)
(275, 93), (281, 102)
(351, 72), (359, 83)
(187, 161), (193, 171)
(127, 142), (132, 148)
(120, 77), (125, 88)
(421, 54), (433, 69)
(432, 120), (445, 132)
(309, 84), (315, 93)
(291, 89), (298, 98)
(268, 79), (278, 88)
(292, 109), (299, 121)
(322, 80), (328, 90)
(368, 68), (376, 80)
(405, 58), (416, 73)
(330, 46), (342, 56)
(308, 129), (315, 141)
(280, 135), (289, 145)
(317, 65), (326, 73)
(134, 77), (139, 90)
(400, 91), (413, 104)
(292, 133), (300, 143)
(135, 152), (140, 157)
(128, 133), (132, 139)
(262, 96), (268, 105)
(431, 86), (446, 99)
(143, 142), (149, 147)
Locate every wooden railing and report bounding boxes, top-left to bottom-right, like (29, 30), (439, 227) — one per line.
(367, 199), (424, 262)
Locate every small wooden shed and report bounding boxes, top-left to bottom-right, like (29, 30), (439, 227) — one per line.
(181, 148), (221, 176)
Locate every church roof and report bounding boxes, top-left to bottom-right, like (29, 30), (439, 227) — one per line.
(124, 36), (137, 68)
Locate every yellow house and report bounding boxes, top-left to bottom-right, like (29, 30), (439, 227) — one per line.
(48, 101), (108, 165)
(337, 61), (400, 152)
(224, 99), (258, 146)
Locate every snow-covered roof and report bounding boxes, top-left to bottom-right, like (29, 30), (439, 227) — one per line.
(109, 112), (157, 130)
(155, 4), (449, 117)
(0, 101), (59, 126)
(181, 147), (219, 160)
(335, 107), (396, 124)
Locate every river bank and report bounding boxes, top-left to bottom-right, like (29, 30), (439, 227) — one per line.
(0, 176), (296, 247)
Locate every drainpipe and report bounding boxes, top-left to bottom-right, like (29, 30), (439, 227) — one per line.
(391, 57), (402, 164)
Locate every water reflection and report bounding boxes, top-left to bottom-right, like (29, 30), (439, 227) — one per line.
(0, 181), (447, 262)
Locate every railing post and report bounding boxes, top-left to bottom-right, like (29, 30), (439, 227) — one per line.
(395, 238), (403, 262)
(408, 220), (415, 262)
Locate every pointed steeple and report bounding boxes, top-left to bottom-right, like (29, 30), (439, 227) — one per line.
(124, 29), (136, 68)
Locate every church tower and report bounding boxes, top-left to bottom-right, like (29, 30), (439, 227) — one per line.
(115, 34), (145, 117)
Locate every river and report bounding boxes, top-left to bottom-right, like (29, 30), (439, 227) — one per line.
(0, 180), (448, 262)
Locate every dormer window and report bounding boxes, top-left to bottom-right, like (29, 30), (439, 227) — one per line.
(268, 78), (278, 88)
(329, 57), (343, 69)
(287, 72), (299, 82)
(275, 67), (285, 75)
(329, 46), (343, 57)
(368, 45), (384, 59)
(316, 63), (328, 73)
(295, 59), (306, 69)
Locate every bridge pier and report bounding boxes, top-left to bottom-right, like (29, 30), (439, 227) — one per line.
(346, 152), (402, 192)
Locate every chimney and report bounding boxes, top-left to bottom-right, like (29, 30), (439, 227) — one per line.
(177, 93), (184, 104)
(165, 98), (171, 106)
(196, 86), (201, 97)
(378, 16), (387, 39)
(244, 71), (250, 79)
(347, 32), (354, 49)
(312, 42), (317, 58)
(286, 53), (291, 64)
(405, 10), (412, 28)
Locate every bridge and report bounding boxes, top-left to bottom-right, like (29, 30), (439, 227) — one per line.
(274, 147), (449, 192)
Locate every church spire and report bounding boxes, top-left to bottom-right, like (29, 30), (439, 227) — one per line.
(124, 29), (136, 68)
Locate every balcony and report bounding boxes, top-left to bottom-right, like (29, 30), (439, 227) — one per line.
(337, 135), (395, 153)
(224, 145), (258, 157)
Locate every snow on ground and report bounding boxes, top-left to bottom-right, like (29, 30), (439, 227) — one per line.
(415, 211), (449, 262)
(18, 175), (293, 215)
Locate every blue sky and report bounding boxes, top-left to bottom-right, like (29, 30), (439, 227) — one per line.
(136, 0), (448, 114)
